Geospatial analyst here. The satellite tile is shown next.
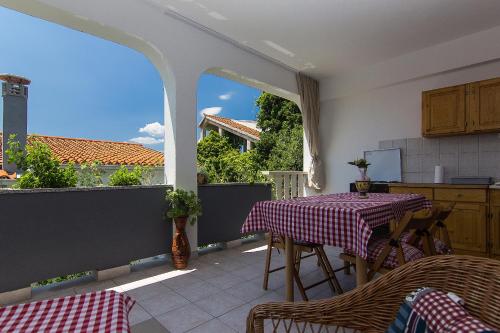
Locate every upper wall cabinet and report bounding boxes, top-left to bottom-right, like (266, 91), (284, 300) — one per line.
(422, 85), (466, 136)
(469, 78), (500, 132)
(422, 77), (500, 137)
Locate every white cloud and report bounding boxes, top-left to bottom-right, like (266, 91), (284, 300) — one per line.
(218, 92), (233, 100)
(139, 122), (164, 138)
(130, 136), (164, 145)
(200, 106), (222, 116)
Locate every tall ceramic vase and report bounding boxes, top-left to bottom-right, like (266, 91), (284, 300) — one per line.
(172, 216), (191, 269)
(355, 167), (370, 198)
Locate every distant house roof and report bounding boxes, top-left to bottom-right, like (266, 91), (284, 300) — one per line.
(201, 115), (261, 140)
(0, 133), (164, 168)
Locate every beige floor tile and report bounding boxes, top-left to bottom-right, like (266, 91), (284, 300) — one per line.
(131, 318), (170, 333)
(249, 291), (283, 306)
(193, 290), (245, 317)
(230, 264), (264, 281)
(205, 273), (246, 290)
(218, 303), (254, 333)
(129, 304), (152, 326)
(155, 303), (213, 333)
(186, 319), (235, 333)
(139, 291), (190, 317)
(174, 281), (221, 302)
(189, 264), (226, 280)
(225, 280), (268, 303)
(125, 282), (172, 301)
(161, 274), (204, 291)
(250, 269), (285, 291)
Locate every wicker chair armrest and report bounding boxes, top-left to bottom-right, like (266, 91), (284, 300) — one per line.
(247, 290), (381, 332)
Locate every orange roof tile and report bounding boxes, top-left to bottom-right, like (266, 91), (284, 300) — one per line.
(0, 133), (164, 168)
(204, 115), (260, 139)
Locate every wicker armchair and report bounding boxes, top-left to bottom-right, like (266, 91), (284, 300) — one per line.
(247, 255), (500, 333)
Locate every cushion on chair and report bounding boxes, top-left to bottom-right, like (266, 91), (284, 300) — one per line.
(401, 232), (452, 255)
(387, 287), (497, 333)
(366, 237), (425, 269)
(345, 237), (424, 269)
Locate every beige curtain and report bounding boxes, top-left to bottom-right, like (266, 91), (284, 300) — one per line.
(296, 72), (324, 190)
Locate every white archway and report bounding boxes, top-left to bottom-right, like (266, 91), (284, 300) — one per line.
(0, 0), (300, 251)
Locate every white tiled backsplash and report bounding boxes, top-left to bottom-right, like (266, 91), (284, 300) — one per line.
(379, 133), (500, 183)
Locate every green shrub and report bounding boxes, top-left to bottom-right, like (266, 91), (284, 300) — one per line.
(108, 165), (143, 186)
(78, 161), (103, 187)
(166, 188), (202, 225)
(6, 134), (77, 189)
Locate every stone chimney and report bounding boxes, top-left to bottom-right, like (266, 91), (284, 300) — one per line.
(1, 74), (30, 173)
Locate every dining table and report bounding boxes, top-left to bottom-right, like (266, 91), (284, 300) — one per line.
(241, 192), (432, 301)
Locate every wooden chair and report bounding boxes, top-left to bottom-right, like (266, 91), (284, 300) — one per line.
(247, 255), (500, 333)
(430, 202), (455, 253)
(263, 233), (344, 301)
(340, 209), (439, 281)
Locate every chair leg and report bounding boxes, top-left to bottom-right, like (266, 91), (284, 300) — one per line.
(343, 261), (351, 275)
(316, 247), (343, 294)
(262, 237), (273, 290)
(295, 249), (302, 272)
(292, 255), (309, 301)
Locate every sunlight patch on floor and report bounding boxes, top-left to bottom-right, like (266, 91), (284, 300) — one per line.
(108, 269), (196, 293)
(243, 245), (267, 253)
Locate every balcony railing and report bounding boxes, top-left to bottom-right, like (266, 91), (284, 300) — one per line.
(262, 171), (308, 199)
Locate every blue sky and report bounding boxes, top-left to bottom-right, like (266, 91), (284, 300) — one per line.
(0, 6), (261, 151)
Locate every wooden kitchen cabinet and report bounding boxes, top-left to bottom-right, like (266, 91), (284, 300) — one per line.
(388, 186), (433, 200)
(422, 85), (466, 136)
(389, 184), (490, 257)
(441, 202), (487, 255)
(469, 78), (500, 132)
(490, 190), (500, 258)
(422, 76), (500, 137)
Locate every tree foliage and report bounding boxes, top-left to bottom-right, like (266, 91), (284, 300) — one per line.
(6, 134), (78, 189)
(254, 93), (303, 171)
(108, 165), (143, 186)
(78, 161), (103, 187)
(196, 92), (303, 183)
(197, 132), (264, 183)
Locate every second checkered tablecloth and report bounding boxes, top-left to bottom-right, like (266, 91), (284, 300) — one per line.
(241, 192), (431, 259)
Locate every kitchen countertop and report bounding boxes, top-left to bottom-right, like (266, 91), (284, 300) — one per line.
(388, 183), (491, 189)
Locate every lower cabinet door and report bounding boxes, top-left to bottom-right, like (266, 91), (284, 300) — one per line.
(491, 206), (500, 257)
(442, 203), (487, 255)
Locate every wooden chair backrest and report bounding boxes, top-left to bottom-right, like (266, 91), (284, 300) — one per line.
(431, 202), (455, 249)
(368, 208), (440, 280)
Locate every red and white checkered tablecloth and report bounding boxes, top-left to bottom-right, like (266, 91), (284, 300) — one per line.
(241, 192), (431, 259)
(0, 291), (135, 333)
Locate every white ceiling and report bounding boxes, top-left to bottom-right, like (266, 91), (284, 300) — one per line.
(145, 0), (500, 79)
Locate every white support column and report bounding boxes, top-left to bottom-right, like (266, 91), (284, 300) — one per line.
(246, 140), (252, 151)
(218, 127), (224, 136)
(164, 73), (198, 252)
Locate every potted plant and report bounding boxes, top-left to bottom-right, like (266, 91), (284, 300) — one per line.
(348, 158), (371, 198)
(166, 188), (202, 269)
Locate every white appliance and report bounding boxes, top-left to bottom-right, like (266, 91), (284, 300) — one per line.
(363, 148), (402, 182)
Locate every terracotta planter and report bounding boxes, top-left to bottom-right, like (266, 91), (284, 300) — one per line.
(171, 216), (191, 269)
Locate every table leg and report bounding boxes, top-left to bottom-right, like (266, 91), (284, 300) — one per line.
(355, 255), (368, 286)
(285, 236), (294, 301)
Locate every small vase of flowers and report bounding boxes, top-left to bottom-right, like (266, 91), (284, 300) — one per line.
(348, 158), (371, 198)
